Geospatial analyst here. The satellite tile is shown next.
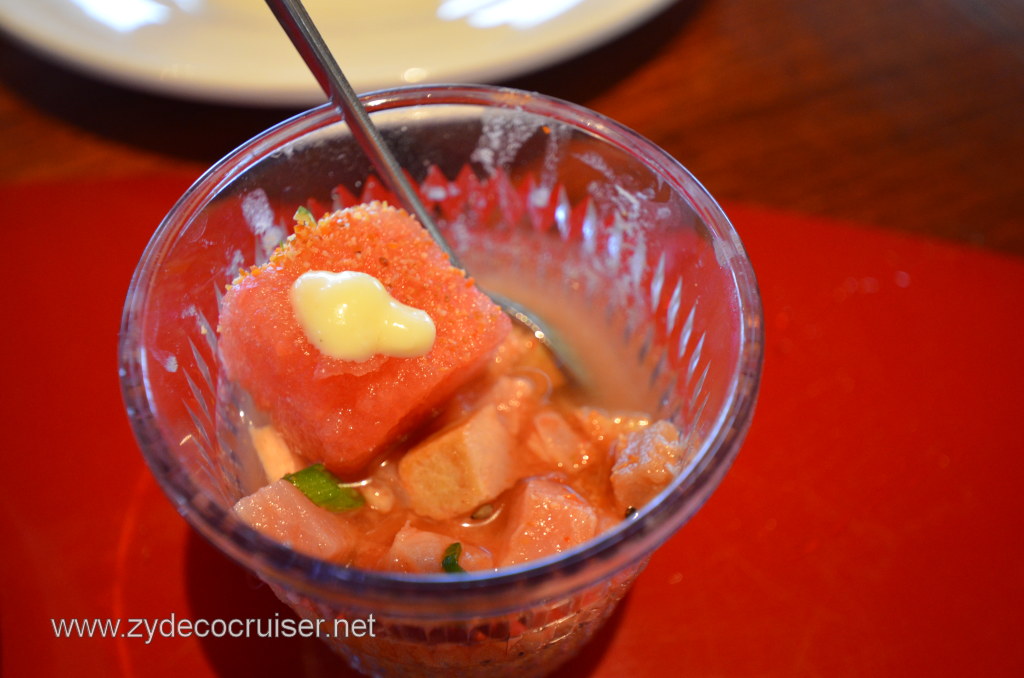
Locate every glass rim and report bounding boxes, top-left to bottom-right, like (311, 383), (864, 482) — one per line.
(118, 83), (764, 605)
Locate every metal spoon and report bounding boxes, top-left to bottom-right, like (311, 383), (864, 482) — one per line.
(264, 0), (581, 381)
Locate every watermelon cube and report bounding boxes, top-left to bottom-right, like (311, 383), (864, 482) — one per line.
(217, 202), (511, 476)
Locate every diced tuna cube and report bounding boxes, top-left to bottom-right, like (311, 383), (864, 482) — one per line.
(609, 420), (689, 514)
(437, 373), (542, 438)
(482, 375), (543, 437)
(380, 523), (493, 573)
(398, 405), (516, 520)
(488, 325), (566, 390)
(573, 407), (651, 445)
(526, 409), (594, 474)
(500, 478), (598, 567)
(233, 479), (354, 561)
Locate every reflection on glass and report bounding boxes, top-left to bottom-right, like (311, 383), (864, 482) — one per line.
(68, 0), (171, 32)
(438, 0), (585, 29)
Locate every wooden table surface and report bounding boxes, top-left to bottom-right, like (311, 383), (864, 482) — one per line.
(1, 0), (1021, 256)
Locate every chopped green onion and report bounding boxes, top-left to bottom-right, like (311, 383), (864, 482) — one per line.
(294, 205), (316, 228)
(441, 542), (467, 573)
(284, 464), (364, 512)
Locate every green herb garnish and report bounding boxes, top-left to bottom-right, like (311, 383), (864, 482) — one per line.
(441, 542), (467, 573)
(284, 464), (364, 512)
(294, 205), (316, 228)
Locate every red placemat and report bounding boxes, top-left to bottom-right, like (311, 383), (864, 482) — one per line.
(2, 176), (1022, 677)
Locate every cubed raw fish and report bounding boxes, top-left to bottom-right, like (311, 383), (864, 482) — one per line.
(526, 409), (593, 474)
(380, 523), (493, 573)
(573, 407), (651, 445)
(217, 202), (510, 475)
(440, 374), (542, 438)
(500, 477), (597, 567)
(609, 420), (688, 513)
(233, 479), (354, 561)
(488, 325), (566, 390)
(398, 405), (516, 520)
(485, 375), (545, 437)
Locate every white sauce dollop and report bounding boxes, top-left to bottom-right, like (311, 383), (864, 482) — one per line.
(291, 270), (436, 362)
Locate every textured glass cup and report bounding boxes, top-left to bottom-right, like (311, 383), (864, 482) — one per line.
(119, 85), (763, 677)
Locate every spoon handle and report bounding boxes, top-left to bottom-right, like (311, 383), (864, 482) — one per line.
(263, 0), (585, 384)
(263, 0), (463, 268)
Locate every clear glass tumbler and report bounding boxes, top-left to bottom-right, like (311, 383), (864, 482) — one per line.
(118, 84), (763, 677)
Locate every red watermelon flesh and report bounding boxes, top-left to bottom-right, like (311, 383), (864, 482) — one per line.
(217, 202), (511, 476)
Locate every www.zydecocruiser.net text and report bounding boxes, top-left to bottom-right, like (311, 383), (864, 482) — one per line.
(51, 613), (377, 644)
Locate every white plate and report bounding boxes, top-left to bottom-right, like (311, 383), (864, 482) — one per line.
(0, 0), (677, 106)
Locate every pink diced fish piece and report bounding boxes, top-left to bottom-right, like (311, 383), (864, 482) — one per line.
(381, 523), (493, 573)
(233, 479), (353, 560)
(609, 420), (688, 514)
(526, 409), (593, 474)
(500, 477), (598, 567)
